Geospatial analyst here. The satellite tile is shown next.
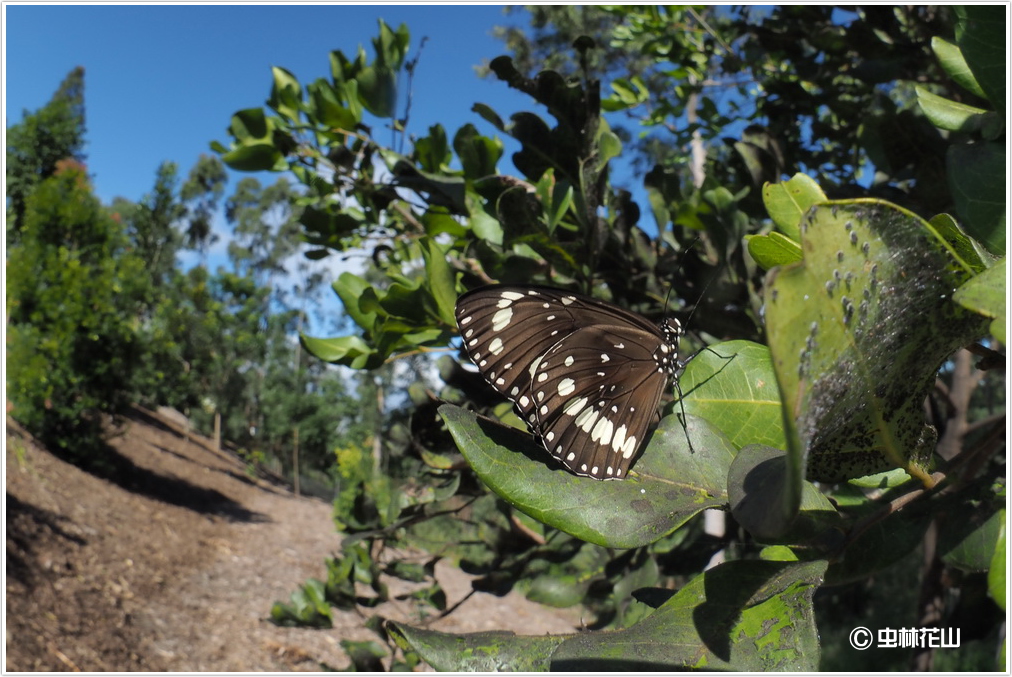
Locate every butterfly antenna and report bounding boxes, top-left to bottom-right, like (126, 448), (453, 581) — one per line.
(666, 234), (724, 454)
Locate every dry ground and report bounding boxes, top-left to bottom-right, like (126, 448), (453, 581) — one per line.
(5, 407), (582, 671)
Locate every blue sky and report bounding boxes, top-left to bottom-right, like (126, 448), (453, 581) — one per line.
(5, 4), (546, 333)
(6, 4), (533, 205)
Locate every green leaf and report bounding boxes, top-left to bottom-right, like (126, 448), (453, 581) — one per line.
(916, 86), (991, 133)
(765, 199), (988, 484)
(414, 124), (452, 173)
(931, 37), (987, 99)
(388, 623), (568, 672)
(269, 578), (334, 628)
(331, 272), (378, 332)
(439, 404), (733, 549)
(602, 76), (649, 111)
(453, 123), (502, 179)
(393, 561), (825, 671)
(300, 333), (378, 369)
(928, 213), (989, 273)
(824, 498), (932, 585)
(340, 639), (387, 671)
(953, 257), (1006, 343)
(596, 127), (623, 170)
(948, 143), (1006, 255)
(228, 107), (270, 142)
(419, 237), (457, 326)
(220, 143), (285, 172)
(761, 174), (827, 241)
(549, 560), (826, 671)
(268, 66), (303, 122)
(939, 496), (1004, 572)
(547, 181), (575, 233)
(306, 79), (359, 130)
(989, 511), (1006, 611)
(955, 6), (1006, 115)
(471, 102), (506, 131)
(728, 445), (839, 543)
(746, 232), (803, 270)
(680, 340), (786, 451)
(726, 445), (795, 541)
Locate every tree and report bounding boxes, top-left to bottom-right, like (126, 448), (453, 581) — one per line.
(7, 160), (145, 465)
(6, 67), (87, 243)
(215, 11), (1004, 671)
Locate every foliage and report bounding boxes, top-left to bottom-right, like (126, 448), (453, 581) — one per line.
(7, 162), (145, 465)
(6, 66), (87, 243)
(216, 11), (1004, 672)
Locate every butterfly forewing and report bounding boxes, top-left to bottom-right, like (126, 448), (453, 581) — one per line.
(454, 285), (682, 480)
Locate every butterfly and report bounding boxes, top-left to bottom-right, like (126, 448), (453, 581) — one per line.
(454, 285), (684, 480)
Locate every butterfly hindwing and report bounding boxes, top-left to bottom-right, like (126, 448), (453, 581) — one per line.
(528, 326), (671, 479)
(454, 284), (682, 480)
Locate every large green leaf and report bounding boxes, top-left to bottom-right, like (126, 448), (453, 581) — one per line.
(953, 257), (1006, 342)
(823, 491), (932, 586)
(268, 66), (303, 122)
(931, 36), (987, 99)
(419, 237), (457, 327)
(746, 231), (803, 270)
(761, 173), (827, 242)
(954, 5), (1006, 116)
(680, 340), (786, 451)
(331, 272), (378, 333)
(453, 123), (503, 179)
(391, 560), (825, 671)
(726, 444), (839, 542)
(549, 560), (826, 671)
(299, 333), (378, 369)
(765, 199), (988, 484)
(916, 86), (991, 133)
(440, 405), (733, 549)
(989, 510), (1006, 612)
(948, 143), (1006, 255)
(938, 485), (1005, 572)
(387, 623), (568, 672)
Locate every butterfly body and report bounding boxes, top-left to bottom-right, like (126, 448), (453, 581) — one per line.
(454, 285), (683, 480)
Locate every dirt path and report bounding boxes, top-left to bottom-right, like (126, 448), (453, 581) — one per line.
(5, 408), (581, 671)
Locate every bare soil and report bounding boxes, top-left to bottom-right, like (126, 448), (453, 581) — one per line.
(5, 407), (582, 671)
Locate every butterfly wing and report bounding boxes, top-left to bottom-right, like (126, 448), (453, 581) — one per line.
(455, 286), (661, 419)
(527, 325), (671, 479)
(454, 284), (681, 480)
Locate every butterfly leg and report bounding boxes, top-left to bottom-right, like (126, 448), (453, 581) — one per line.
(673, 377), (695, 454)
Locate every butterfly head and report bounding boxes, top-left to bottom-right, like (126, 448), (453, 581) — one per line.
(652, 317), (683, 376)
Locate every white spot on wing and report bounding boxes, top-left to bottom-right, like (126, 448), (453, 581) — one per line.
(489, 337), (504, 355)
(557, 378), (576, 396)
(612, 425), (627, 454)
(563, 397), (588, 416)
(575, 407), (599, 432)
(621, 435), (637, 458)
(591, 417), (614, 446)
(492, 307), (513, 331)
